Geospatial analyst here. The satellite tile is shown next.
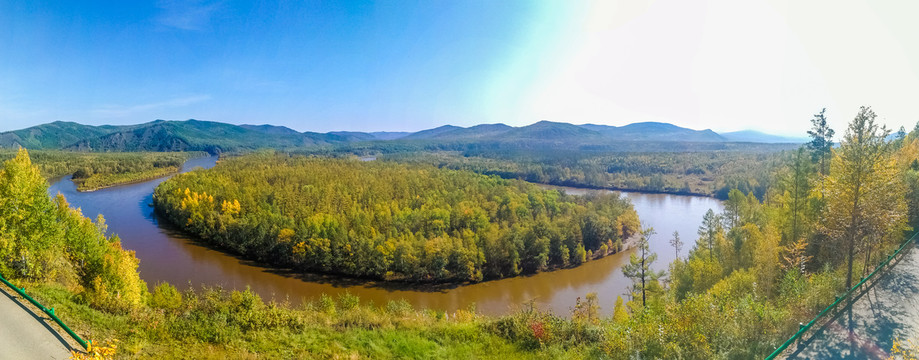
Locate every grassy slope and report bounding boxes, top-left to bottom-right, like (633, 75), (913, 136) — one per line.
(32, 283), (590, 359)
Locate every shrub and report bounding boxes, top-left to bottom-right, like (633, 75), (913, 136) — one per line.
(338, 291), (360, 311)
(319, 294), (336, 316)
(151, 283), (183, 310)
(385, 299), (413, 316)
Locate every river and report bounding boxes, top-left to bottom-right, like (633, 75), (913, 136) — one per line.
(48, 156), (723, 316)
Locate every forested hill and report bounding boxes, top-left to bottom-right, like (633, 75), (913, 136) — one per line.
(1, 120), (358, 152)
(399, 121), (723, 143)
(0, 121), (121, 149)
(1, 119), (805, 153)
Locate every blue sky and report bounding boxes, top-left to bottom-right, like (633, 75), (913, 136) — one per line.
(2, 1), (919, 135)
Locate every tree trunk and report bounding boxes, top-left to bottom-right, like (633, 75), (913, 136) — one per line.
(846, 235), (855, 289)
(640, 246), (646, 307)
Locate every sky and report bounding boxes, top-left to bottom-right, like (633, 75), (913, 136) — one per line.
(2, 0), (918, 136)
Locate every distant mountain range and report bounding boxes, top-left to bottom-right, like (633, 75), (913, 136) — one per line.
(719, 130), (809, 143)
(0, 119), (806, 152)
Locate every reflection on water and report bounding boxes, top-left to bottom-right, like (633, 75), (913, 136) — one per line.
(540, 185), (724, 273)
(49, 160), (723, 316)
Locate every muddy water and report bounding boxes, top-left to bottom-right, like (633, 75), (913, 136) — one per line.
(48, 158), (723, 316)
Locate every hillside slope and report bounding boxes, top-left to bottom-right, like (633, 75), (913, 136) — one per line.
(721, 130), (807, 143)
(580, 122), (725, 142)
(0, 121), (120, 149)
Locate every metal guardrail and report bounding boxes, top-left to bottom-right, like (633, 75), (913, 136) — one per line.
(764, 231), (919, 359)
(0, 272), (91, 351)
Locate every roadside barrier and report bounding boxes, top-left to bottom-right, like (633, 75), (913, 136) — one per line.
(0, 272), (91, 351)
(764, 231), (919, 359)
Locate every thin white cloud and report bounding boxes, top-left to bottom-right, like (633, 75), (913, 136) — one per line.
(156, 0), (222, 31)
(92, 95), (211, 118)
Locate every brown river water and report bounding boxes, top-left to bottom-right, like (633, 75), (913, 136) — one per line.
(48, 156), (723, 316)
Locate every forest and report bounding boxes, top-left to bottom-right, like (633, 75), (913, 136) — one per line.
(299, 140), (794, 199)
(0, 150), (201, 191)
(381, 149), (784, 199)
(153, 154), (641, 282)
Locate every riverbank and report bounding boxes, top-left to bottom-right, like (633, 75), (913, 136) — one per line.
(49, 154), (722, 317)
(536, 181), (716, 199)
(73, 166), (182, 192)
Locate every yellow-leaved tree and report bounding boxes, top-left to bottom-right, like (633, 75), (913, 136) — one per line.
(820, 106), (908, 289)
(0, 148), (67, 281)
(0, 148), (147, 312)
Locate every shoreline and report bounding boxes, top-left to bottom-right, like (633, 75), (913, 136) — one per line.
(73, 167), (181, 192)
(533, 181), (718, 199)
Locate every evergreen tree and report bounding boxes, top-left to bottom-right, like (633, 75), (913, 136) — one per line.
(669, 231), (682, 260)
(697, 209), (722, 259)
(807, 108), (835, 176)
(622, 227), (662, 308)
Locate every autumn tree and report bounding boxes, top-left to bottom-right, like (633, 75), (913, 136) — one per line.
(0, 148), (64, 280)
(821, 106), (905, 288)
(782, 237), (812, 275)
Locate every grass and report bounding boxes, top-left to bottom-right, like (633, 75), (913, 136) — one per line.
(29, 283), (594, 359)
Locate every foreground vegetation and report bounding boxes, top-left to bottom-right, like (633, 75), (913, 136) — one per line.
(0, 149), (201, 191)
(154, 154), (640, 282)
(0, 106), (917, 358)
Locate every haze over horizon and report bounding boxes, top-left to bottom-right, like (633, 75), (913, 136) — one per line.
(3, 1), (918, 136)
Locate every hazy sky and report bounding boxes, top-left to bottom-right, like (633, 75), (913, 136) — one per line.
(2, 1), (918, 136)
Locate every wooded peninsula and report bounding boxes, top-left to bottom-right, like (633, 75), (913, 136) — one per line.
(153, 154), (640, 282)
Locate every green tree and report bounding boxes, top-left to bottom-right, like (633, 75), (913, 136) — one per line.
(622, 227), (662, 308)
(669, 231), (682, 260)
(697, 209), (722, 260)
(807, 108), (835, 176)
(612, 295), (629, 324)
(784, 147), (814, 243)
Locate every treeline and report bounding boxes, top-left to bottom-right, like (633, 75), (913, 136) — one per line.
(296, 140), (790, 199)
(0, 150), (202, 191)
(380, 149), (783, 199)
(153, 153), (641, 282)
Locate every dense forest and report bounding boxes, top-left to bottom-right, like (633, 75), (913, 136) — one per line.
(380, 149), (784, 199)
(0, 149), (201, 191)
(153, 154), (641, 282)
(297, 139), (794, 199)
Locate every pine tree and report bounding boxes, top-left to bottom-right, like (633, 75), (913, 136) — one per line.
(669, 231), (682, 260)
(807, 108), (835, 176)
(622, 227), (662, 308)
